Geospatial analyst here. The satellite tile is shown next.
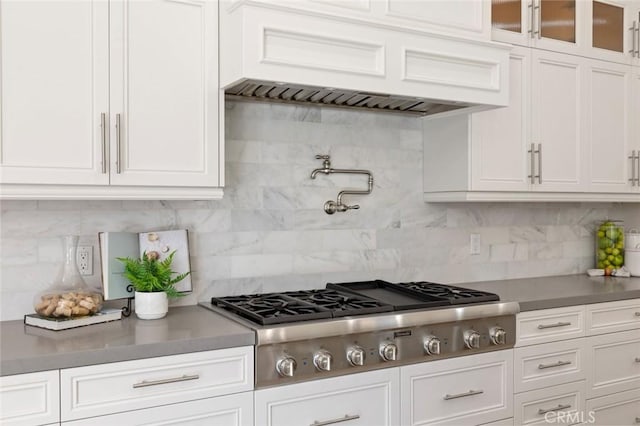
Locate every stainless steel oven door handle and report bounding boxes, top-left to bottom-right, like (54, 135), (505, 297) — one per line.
(132, 374), (199, 388)
(310, 414), (360, 426)
(537, 321), (571, 329)
(538, 404), (572, 415)
(444, 389), (484, 400)
(538, 360), (572, 369)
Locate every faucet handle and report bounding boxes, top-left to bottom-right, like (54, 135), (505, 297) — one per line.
(315, 154), (330, 160)
(346, 204), (360, 210)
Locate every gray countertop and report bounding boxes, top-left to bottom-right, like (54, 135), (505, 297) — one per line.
(0, 305), (255, 377)
(3, 275), (640, 377)
(460, 274), (640, 311)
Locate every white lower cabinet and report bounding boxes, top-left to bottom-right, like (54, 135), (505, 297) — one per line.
(254, 368), (399, 426)
(0, 370), (60, 426)
(400, 350), (513, 426)
(513, 381), (586, 425)
(60, 346), (253, 422)
(62, 391), (253, 426)
(585, 329), (640, 399)
(586, 387), (640, 426)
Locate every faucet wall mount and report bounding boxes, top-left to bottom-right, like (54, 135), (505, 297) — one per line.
(310, 155), (374, 215)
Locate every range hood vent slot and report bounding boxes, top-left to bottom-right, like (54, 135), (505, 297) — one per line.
(225, 80), (469, 117)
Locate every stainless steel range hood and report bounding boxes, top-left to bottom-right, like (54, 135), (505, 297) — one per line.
(220, 2), (511, 117)
(225, 80), (470, 116)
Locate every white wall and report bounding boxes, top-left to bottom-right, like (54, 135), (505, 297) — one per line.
(1, 101), (635, 320)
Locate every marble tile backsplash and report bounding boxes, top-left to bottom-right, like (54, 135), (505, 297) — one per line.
(1, 101), (638, 321)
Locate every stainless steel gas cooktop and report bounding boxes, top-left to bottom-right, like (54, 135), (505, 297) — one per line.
(200, 280), (518, 389)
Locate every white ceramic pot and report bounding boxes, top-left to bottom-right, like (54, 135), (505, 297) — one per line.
(134, 291), (168, 320)
(625, 251), (640, 277)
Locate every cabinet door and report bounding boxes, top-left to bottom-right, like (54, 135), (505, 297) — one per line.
(255, 369), (400, 426)
(0, 370), (60, 426)
(586, 59), (634, 193)
(0, 0), (109, 185)
(471, 47), (531, 192)
(533, 0), (586, 55)
(632, 69), (640, 190)
(531, 50), (585, 192)
(62, 391), (253, 426)
(109, 0), (220, 188)
(586, 388), (640, 426)
(491, 0), (533, 47)
(587, 0), (635, 64)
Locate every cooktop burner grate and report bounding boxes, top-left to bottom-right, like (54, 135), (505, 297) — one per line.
(212, 294), (332, 325)
(396, 282), (500, 304)
(284, 289), (393, 317)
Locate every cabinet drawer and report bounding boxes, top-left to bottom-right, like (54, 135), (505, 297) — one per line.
(0, 370), (60, 426)
(514, 339), (587, 393)
(479, 418), (514, 426)
(586, 330), (640, 399)
(586, 299), (640, 336)
(400, 350), (513, 426)
(62, 391), (253, 426)
(586, 388), (640, 426)
(255, 368), (399, 426)
(517, 306), (585, 347)
(60, 346), (253, 421)
(514, 381), (586, 425)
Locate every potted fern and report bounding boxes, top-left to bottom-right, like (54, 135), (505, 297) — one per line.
(117, 251), (190, 320)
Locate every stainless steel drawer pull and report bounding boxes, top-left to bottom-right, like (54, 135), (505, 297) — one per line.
(132, 374), (199, 388)
(444, 389), (484, 400)
(311, 414), (360, 426)
(538, 360), (572, 370)
(537, 321), (571, 329)
(538, 404), (572, 415)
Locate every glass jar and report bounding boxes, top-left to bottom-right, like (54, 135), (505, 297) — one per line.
(33, 235), (103, 318)
(595, 220), (624, 272)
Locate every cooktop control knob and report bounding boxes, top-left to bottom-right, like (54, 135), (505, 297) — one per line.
(464, 330), (481, 349)
(276, 357), (297, 377)
(347, 347), (366, 366)
(313, 350), (333, 372)
(423, 336), (441, 355)
(490, 327), (507, 345)
(380, 343), (398, 361)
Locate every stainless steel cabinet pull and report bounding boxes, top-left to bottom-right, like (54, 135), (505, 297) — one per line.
(528, 1), (535, 38)
(538, 404), (572, 415)
(536, 143), (542, 184)
(535, 1), (541, 38)
(115, 113), (122, 174)
(444, 389), (484, 400)
(310, 414), (360, 426)
(528, 143), (536, 184)
(100, 113), (107, 174)
(538, 321), (571, 329)
(132, 374), (199, 388)
(538, 360), (572, 369)
(630, 22), (638, 56)
(636, 13), (640, 56)
(631, 151), (638, 186)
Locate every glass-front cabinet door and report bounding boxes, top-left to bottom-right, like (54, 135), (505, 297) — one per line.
(587, 0), (638, 64)
(492, 0), (584, 54)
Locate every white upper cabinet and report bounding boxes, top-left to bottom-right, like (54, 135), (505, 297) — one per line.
(586, 58), (635, 193)
(0, 1), (110, 186)
(109, 0), (220, 189)
(492, 0), (640, 64)
(0, 0), (223, 200)
(492, 0), (585, 55)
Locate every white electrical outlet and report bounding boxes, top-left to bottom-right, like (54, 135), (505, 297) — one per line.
(77, 246), (93, 275)
(470, 233), (481, 255)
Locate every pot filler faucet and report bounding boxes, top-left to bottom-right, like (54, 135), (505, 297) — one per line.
(310, 155), (374, 215)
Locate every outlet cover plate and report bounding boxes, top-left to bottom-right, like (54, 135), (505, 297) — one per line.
(77, 246), (93, 276)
